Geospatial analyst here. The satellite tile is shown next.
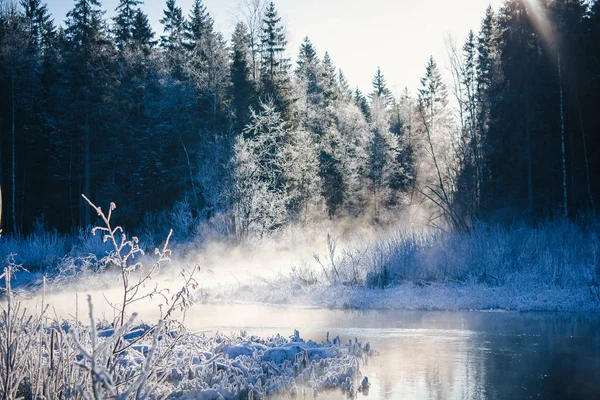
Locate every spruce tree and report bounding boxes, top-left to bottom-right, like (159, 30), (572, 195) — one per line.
(295, 36), (318, 76)
(369, 66), (392, 105)
(65, 0), (115, 225)
(230, 21), (256, 133)
(131, 8), (154, 54)
(354, 87), (370, 121)
(418, 57), (448, 125)
(113, 0), (141, 50)
(20, 0), (53, 51)
(159, 0), (185, 77)
(320, 52), (338, 107)
(259, 1), (292, 120)
(184, 0), (213, 46)
(338, 69), (352, 101)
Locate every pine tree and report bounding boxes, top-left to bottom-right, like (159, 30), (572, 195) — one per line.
(369, 66), (392, 105)
(320, 52), (338, 108)
(417, 56), (463, 230)
(183, 0), (229, 131)
(20, 0), (53, 51)
(113, 0), (141, 50)
(283, 129), (322, 220)
(476, 5), (497, 120)
(131, 8), (154, 54)
(65, 0), (115, 226)
(295, 36), (318, 76)
(418, 57), (448, 126)
(230, 21), (256, 133)
(184, 0), (212, 46)
(159, 0), (185, 77)
(319, 127), (347, 217)
(368, 95), (400, 220)
(259, 1), (292, 120)
(354, 87), (370, 121)
(338, 69), (352, 101)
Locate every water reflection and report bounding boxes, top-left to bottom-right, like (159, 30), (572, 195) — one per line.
(19, 290), (600, 399)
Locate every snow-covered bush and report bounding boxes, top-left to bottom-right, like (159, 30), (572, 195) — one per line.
(0, 230), (68, 271)
(300, 219), (600, 297)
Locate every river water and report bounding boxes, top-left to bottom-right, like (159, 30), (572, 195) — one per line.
(23, 286), (600, 399)
(181, 304), (600, 400)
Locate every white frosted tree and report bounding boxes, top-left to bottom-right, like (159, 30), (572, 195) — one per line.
(332, 101), (371, 216)
(230, 101), (289, 240)
(282, 129), (323, 222)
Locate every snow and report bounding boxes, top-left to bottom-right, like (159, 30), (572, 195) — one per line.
(164, 330), (375, 399)
(216, 279), (598, 312)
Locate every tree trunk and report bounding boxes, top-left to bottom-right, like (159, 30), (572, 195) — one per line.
(577, 102), (594, 213)
(526, 117), (533, 217)
(84, 91), (91, 226)
(558, 50), (568, 218)
(11, 67), (16, 234)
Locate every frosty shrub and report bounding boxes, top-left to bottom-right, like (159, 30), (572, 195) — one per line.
(0, 230), (68, 271)
(72, 227), (113, 259)
(297, 219), (600, 299)
(168, 199), (199, 242)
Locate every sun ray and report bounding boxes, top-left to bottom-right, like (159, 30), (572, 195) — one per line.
(523, 0), (556, 47)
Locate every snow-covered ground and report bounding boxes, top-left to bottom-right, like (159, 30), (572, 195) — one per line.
(213, 279), (597, 312)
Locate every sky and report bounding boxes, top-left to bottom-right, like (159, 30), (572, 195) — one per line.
(47, 0), (504, 96)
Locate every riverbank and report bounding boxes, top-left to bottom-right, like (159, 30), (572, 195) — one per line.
(214, 279), (597, 312)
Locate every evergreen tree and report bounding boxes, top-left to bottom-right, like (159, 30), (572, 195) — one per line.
(320, 52), (339, 108)
(295, 36), (318, 76)
(455, 29), (480, 216)
(64, 0), (116, 226)
(319, 127), (346, 218)
(21, 0), (53, 51)
(338, 69), (352, 101)
(369, 66), (392, 105)
(283, 129), (322, 220)
(183, 0), (229, 130)
(159, 0), (185, 77)
(418, 57), (448, 126)
(230, 21), (256, 133)
(368, 96), (399, 220)
(131, 8), (154, 54)
(113, 0), (141, 50)
(295, 37), (323, 134)
(354, 87), (370, 121)
(259, 1), (292, 120)
(490, 0), (554, 217)
(417, 56), (463, 229)
(184, 0), (212, 46)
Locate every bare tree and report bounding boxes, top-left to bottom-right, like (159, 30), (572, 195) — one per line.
(236, 0), (265, 83)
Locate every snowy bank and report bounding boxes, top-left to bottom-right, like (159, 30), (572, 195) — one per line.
(0, 297), (375, 399)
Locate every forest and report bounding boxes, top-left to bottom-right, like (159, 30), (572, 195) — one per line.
(0, 0), (599, 241)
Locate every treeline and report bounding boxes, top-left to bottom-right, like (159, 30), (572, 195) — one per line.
(0, 0), (598, 238)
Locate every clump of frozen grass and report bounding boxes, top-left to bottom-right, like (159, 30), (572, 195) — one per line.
(297, 219), (600, 303)
(53, 254), (108, 286)
(0, 230), (68, 271)
(71, 227), (113, 259)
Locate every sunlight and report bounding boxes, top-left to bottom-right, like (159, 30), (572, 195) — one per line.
(523, 0), (556, 47)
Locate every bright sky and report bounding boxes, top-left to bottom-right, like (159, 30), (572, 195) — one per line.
(48, 0), (504, 96)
